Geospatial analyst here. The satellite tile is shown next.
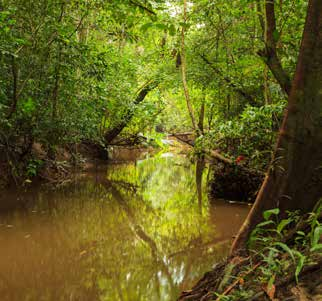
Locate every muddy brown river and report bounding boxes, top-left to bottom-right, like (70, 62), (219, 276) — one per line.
(0, 152), (249, 301)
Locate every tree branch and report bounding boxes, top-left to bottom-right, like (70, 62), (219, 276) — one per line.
(257, 0), (292, 95)
(200, 54), (258, 106)
(129, 0), (156, 16)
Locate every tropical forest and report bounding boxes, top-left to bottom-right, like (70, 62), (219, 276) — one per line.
(0, 0), (321, 300)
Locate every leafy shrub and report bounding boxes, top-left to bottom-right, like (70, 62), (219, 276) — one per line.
(197, 102), (285, 170)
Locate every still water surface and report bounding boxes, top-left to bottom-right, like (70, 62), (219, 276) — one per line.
(0, 152), (249, 301)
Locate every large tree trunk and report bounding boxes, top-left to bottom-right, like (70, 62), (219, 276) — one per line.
(231, 0), (322, 253)
(104, 80), (158, 144)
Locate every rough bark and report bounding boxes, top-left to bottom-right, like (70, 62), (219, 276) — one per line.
(231, 0), (322, 253)
(258, 0), (292, 96)
(104, 80), (158, 144)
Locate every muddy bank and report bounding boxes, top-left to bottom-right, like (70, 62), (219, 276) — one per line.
(0, 142), (95, 187)
(0, 141), (158, 187)
(209, 163), (264, 203)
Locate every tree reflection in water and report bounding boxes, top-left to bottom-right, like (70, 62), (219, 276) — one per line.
(0, 154), (249, 301)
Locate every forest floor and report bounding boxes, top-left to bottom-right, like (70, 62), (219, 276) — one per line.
(178, 254), (322, 301)
(178, 224), (322, 301)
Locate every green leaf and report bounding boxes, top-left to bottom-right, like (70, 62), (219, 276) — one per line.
(273, 242), (295, 262)
(277, 218), (292, 234)
(141, 22), (154, 32)
(263, 208), (280, 221)
(168, 24), (176, 36)
(179, 22), (191, 29)
(21, 97), (36, 113)
(295, 253), (305, 283)
(256, 220), (275, 228)
(311, 225), (322, 247)
(155, 23), (168, 30)
(273, 29), (280, 42)
(310, 244), (322, 252)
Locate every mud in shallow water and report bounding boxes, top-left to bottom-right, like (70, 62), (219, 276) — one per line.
(0, 153), (249, 301)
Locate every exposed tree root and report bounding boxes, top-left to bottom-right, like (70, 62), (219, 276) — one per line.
(178, 256), (322, 301)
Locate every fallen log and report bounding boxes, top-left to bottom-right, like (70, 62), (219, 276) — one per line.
(170, 132), (195, 147)
(170, 132), (263, 175)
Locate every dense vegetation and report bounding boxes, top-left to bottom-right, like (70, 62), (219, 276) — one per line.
(0, 0), (321, 299)
(0, 0), (308, 181)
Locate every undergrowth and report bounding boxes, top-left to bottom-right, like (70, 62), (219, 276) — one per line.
(213, 204), (322, 301)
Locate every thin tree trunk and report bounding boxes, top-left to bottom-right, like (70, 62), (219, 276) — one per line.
(231, 0), (322, 253)
(181, 0), (199, 135)
(7, 55), (18, 119)
(198, 99), (205, 134)
(256, 0), (265, 35)
(258, 0), (292, 96)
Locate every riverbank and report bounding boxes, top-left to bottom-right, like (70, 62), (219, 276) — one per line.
(0, 141), (156, 187)
(179, 257), (322, 300)
(179, 207), (322, 301)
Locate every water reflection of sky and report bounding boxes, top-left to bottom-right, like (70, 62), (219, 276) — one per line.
(0, 154), (249, 301)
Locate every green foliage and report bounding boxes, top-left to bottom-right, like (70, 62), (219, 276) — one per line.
(309, 205), (322, 252)
(218, 206), (322, 301)
(0, 0), (307, 180)
(248, 206), (322, 285)
(0, 0), (169, 174)
(197, 102), (285, 169)
(263, 208), (280, 221)
(26, 159), (44, 177)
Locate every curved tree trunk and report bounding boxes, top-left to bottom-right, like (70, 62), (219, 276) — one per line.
(104, 80), (158, 144)
(231, 0), (322, 253)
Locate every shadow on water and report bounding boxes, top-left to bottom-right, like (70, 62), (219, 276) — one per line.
(0, 152), (250, 301)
